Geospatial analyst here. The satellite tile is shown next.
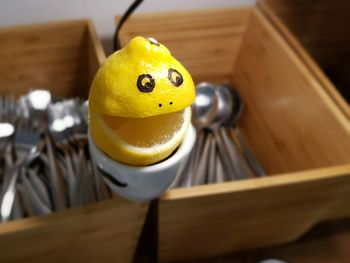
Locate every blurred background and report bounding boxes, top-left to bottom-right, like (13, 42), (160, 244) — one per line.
(0, 0), (255, 53)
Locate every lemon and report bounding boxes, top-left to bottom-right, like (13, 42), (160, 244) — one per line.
(90, 107), (191, 166)
(89, 36), (195, 165)
(89, 36), (195, 118)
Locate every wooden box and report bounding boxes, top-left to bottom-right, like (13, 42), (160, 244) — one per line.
(118, 6), (350, 262)
(259, 0), (350, 121)
(0, 20), (148, 262)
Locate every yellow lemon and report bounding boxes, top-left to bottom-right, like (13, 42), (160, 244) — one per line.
(89, 36), (195, 165)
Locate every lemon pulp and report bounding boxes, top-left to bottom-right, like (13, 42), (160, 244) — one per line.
(102, 110), (184, 148)
(90, 107), (191, 165)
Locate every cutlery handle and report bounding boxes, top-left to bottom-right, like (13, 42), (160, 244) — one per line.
(219, 128), (245, 179)
(0, 159), (25, 222)
(21, 171), (52, 216)
(176, 147), (196, 188)
(215, 153), (225, 183)
(63, 149), (79, 207)
(192, 132), (211, 186)
(178, 130), (203, 188)
(27, 169), (52, 209)
(46, 134), (67, 210)
(235, 128), (266, 177)
(207, 133), (216, 184)
(11, 187), (23, 220)
(221, 128), (255, 179)
(213, 130), (237, 180)
(76, 147), (89, 205)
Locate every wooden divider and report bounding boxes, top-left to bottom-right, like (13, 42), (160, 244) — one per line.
(0, 19), (149, 263)
(119, 7), (251, 84)
(258, 0), (350, 120)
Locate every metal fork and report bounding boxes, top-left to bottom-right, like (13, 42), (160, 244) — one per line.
(64, 99), (93, 204)
(0, 119), (41, 222)
(48, 102), (78, 207)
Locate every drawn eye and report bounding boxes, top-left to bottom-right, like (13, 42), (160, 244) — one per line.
(137, 74), (155, 93)
(168, 68), (183, 87)
(147, 37), (160, 46)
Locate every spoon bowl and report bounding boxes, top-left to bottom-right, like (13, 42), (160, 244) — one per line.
(210, 86), (233, 130)
(191, 82), (218, 129)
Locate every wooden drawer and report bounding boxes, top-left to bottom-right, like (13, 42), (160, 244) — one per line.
(118, 6), (350, 262)
(258, 0), (350, 122)
(0, 20), (148, 263)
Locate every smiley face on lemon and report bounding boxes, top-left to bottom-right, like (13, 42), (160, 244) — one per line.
(89, 36), (195, 166)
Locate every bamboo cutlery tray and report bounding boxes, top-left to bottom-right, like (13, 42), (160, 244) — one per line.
(119, 5), (350, 262)
(0, 5), (349, 263)
(0, 19), (148, 263)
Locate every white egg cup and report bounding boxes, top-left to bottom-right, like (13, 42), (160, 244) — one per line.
(88, 125), (196, 202)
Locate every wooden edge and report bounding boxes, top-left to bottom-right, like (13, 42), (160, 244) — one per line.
(251, 6), (350, 132)
(0, 18), (89, 33)
(257, 1), (350, 123)
(86, 18), (106, 65)
(161, 164), (350, 200)
(0, 198), (148, 235)
(114, 5), (254, 23)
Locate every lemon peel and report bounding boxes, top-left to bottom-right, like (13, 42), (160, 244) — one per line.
(89, 36), (195, 165)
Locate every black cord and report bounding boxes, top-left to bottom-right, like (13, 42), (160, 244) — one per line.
(113, 0), (144, 51)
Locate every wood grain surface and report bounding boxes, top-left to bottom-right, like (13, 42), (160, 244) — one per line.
(159, 164), (350, 262)
(182, 219), (350, 263)
(0, 197), (148, 263)
(118, 7), (251, 84)
(0, 19), (149, 263)
(154, 7), (350, 262)
(0, 20), (96, 98)
(232, 8), (350, 173)
(258, 0), (350, 120)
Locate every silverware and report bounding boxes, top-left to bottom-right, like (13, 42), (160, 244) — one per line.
(215, 153), (225, 183)
(80, 100), (110, 201)
(175, 81), (265, 189)
(213, 86), (246, 179)
(221, 85), (266, 177)
(10, 185), (23, 220)
(25, 90), (67, 211)
(191, 83), (235, 184)
(192, 132), (211, 186)
(27, 168), (52, 209)
(207, 133), (216, 184)
(0, 119), (41, 222)
(20, 170), (52, 216)
(0, 95), (16, 175)
(0, 91), (112, 221)
(64, 99), (90, 204)
(48, 102), (78, 208)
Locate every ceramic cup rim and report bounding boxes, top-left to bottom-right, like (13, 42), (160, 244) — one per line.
(88, 124), (196, 173)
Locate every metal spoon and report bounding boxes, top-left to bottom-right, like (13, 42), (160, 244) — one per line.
(222, 85), (266, 177)
(213, 86), (245, 180)
(192, 82), (218, 129)
(192, 83), (237, 183)
(178, 83), (218, 187)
